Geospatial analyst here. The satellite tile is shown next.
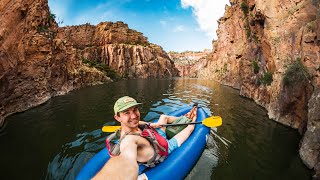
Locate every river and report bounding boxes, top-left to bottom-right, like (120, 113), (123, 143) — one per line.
(0, 78), (312, 179)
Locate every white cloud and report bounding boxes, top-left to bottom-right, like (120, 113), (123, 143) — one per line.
(181, 0), (230, 39)
(173, 25), (186, 32)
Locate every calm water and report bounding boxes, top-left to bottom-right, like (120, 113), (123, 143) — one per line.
(0, 78), (312, 179)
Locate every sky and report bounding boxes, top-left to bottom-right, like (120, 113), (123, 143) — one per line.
(48, 0), (230, 52)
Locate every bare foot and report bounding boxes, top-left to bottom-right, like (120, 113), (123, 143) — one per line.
(190, 106), (197, 122)
(185, 106), (198, 122)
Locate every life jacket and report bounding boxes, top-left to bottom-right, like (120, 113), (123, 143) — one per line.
(105, 124), (169, 167)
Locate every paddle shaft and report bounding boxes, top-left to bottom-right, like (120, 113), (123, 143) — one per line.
(162, 121), (201, 127)
(102, 116), (222, 132)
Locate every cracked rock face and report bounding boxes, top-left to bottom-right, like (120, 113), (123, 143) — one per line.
(0, 0), (178, 125)
(56, 22), (179, 79)
(197, 0), (320, 176)
(0, 0), (111, 125)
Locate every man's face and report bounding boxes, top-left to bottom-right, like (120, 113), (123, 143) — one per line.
(115, 106), (141, 129)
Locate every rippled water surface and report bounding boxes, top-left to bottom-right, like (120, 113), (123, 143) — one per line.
(0, 78), (312, 179)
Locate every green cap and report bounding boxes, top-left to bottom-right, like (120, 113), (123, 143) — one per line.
(114, 96), (141, 115)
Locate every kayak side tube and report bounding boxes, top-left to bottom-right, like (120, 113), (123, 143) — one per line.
(141, 107), (210, 180)
(76, 148), (110, 180)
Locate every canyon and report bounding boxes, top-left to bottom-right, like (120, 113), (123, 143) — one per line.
(197, 0), (320, 177)
(0, 0), (319, 178)
(0, 0), (178, 128)
(169, 50), (211, 78)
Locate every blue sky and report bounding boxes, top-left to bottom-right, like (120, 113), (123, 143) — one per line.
(48, 0), (229, 52)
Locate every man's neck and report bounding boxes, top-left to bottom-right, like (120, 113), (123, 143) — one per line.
(121, 126), (140, 135)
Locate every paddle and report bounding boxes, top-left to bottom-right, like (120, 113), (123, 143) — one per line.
(101, 116), (222, 132)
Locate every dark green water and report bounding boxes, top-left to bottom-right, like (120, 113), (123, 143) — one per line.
(0, 78), (312, 179)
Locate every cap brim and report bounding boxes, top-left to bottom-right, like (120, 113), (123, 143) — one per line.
(118, 103), (142, 113)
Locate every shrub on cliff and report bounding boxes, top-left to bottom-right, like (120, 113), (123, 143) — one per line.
(252, 60), (259, 74)
(82, 57), (121, 80)
(240, 2), (249, 16)
(260, 71), (273, 85)
(283, 58), (310, 86)
(49, 13), (56, 21)
(37, 25), (49, 32)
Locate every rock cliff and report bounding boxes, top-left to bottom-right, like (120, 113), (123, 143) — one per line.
(198, 0), (320, 177)
(56, 22), (177, 78)
(0, 0), (178, 126)
(169, 50), (211, 77)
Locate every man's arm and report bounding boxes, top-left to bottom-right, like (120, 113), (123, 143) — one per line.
(92, 155), (138, 180)
(92, 136), (139, 180)
(138, 121), (148, 125)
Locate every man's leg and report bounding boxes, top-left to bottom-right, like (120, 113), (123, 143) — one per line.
(171, 106), (198, 146)
(155, 106), (198, 131)
(153, 114), (178, 132)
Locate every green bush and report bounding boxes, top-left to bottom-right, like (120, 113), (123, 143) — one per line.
(50, 13), (56, 21)
(37, 25), (49, 32)
(82, 57), (122, 80)
(260, 71), (273, 85)
(283, 58), (309, 86)
(306, 21), (316, 31)
(252, 33), (259, 43)
(223, 63), (228, 72)
(241, 2), (249, 16)
(252, 60), (259, 74)
(141, 43), (150, 47)
(244, 22), (251, 39)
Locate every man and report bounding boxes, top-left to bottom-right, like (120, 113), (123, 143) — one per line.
(93, 96), (198, 179)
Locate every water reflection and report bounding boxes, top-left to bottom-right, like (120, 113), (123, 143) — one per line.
(46, 130), (105, 180)
(0, 78), (312, 180)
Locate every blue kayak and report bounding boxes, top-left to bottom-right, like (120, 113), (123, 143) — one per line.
(76, 107), (210, 180)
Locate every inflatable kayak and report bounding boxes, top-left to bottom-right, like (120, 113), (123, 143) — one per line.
(76, 106), (210, 180)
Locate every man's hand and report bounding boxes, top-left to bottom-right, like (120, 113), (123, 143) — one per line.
(140, 120), (163, 128)
(150, 122), (163, 128)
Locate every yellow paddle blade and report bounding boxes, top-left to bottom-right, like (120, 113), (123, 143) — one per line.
(202, 116), (222, 127)
(102, 126), (121, 132)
